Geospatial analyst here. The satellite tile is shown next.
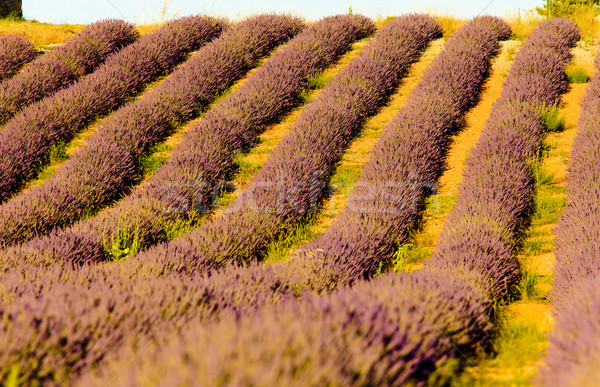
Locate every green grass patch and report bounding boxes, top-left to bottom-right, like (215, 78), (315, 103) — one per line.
(529, 155), (566, 226)
(5, 365), (19, 387)
(424, 194), (456, 216)
(296, 89), (312, 104)
(48, 140), (69, 163)
(104, 223), (142, 261)
(137, 143), (172, 178)
(452, 311), (548, 386)
(230, 154), (261, 185)
(307, 73), (331, 90)
(540, 105), (566, 133)
(517, 266), (543, 301)
(263, 217), (320, 263)
(391, 242), (428, 273)
(533, 194), (565, 224)
(29, 141), (70, 185)
(521, 236), (554, 257)
(532, 158), (555, 186)
(328, 165), (362, 196)
(565, 64), (590, 84)
(161, 211), (203, 241)
(492, 320), (547, 367)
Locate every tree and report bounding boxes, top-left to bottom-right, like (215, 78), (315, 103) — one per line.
(0, 0), (22, 18)
(536, 0), (600, 17)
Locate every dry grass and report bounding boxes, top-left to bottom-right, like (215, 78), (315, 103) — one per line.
(568, 6), (600, 44)
(504, 9), (543, 40)
(0, 15), (165, 51)
(433, 14), (466, 39)
(0, 19), (84, 48)
(372, 16), (396, 29)
(510, 303), (554, 333)
(135, 23), (165, 37)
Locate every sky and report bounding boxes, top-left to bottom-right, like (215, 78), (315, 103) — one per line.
(22, 0), (546, 25)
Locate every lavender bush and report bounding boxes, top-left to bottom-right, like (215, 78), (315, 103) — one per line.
(0, 34), (36, 80)
(0, 263), (213, 384)
(0, 14), (304, 247)
(0, 20), (138, 125)
(0, 16), (223, 202)
(538, 277), (600, 386)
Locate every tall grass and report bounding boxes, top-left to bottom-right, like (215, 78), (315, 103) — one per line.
(504, 9), (543, 40)
(566, 4), (599, 44)
(136, 0), (182, 35)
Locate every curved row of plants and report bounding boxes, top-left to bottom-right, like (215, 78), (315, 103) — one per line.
(0, 34), (36, 80)
(0, 20), (137, 125)
(537, 52), (600, 386)
(123, 13), (444, 276)
(0, 14), (304, 247)
(0, 14), (438, 385)
(0, 16), (223, 203)
(0, 14), (372, 263)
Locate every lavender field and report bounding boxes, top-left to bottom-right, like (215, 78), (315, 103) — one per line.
(0, 10), (598, 386)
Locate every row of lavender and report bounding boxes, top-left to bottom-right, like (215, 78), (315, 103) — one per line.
(78, 16), (559, 385)
(0, 16), (223, 202)
(0, 14), (372, 261)
(0, 20), (138, 124)
(0, 34), (36, 80)
(0, 15), (436, 385)
(119, 13), (444, 277)
(537, 53), (600, 386)
(81, 270), (492, 386)
(0, 20), (138, 125)
(0, 14), (304, 247)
